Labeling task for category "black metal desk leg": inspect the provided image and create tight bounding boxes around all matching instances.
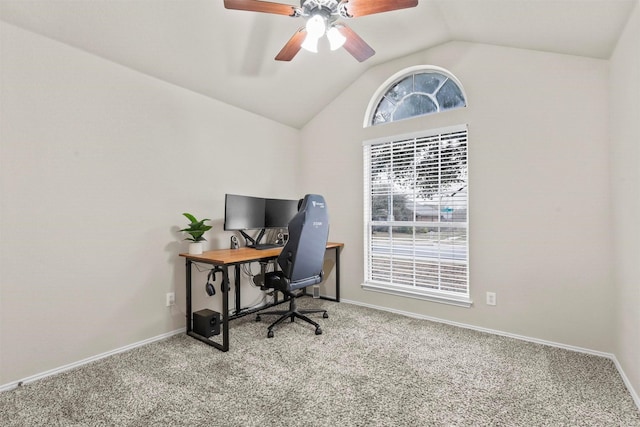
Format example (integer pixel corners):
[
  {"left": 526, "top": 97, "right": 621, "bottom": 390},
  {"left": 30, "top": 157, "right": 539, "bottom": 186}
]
[
  {"left": 334, "top": 247, "right": 340, "bottom": 302},
  {"left": 234, "top": 264, "right": 241, "bottom": 314},
  {"left": 221, "top": 266, "right": 230, "bottom": 352},
  {"left": 185, "top": 259, "right": 193, "bottom": 333}
]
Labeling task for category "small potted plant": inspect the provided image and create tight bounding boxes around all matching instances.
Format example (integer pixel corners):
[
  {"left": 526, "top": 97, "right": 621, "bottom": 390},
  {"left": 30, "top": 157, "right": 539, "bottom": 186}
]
[{"left": 180, "top": 213, "right": 212, "bottom": 255}]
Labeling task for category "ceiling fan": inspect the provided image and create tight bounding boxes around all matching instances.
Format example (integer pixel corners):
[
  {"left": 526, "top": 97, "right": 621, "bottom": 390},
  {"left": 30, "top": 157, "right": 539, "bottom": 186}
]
[{"left": 223, "top": 0, "right": 418, "bottom": 62}]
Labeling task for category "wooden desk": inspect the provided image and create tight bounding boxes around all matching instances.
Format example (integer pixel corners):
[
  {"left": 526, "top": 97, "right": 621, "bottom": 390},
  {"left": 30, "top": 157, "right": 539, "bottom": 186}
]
[{"left": 180, "top": 242, "right": 343, "bottom": 351}]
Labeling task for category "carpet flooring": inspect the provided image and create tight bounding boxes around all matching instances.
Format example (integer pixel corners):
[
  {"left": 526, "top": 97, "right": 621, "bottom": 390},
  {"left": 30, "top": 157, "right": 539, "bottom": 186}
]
[{"left": 1, "top": 299, "right": 639, "bottom": 426}]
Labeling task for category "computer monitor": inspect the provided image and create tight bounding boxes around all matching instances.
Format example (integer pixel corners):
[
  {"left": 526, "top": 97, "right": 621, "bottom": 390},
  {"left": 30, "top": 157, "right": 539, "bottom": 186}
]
[
  {"left": 224, "top": 194, "right": 299, "bottom": 248},
  {"left": 223, "top": 194, "right": 266, "bottom": 231},
  {"left": 265, "top": 198, "right": 299, "bottom": 228}
]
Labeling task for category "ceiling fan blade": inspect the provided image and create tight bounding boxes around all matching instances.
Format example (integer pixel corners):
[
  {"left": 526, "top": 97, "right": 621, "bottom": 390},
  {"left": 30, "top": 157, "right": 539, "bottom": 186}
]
[
  {"left": 275, "top": 28, "right": 307, "bottom": 61},
  {"left": 341, "top": 0, "right": 418, "bottom": 17},
  {"left": 338, "top": 24, "right": 375, "bottom": 62},
  {"left": 224, "top": 0, "right": 297, "bottom": 16}
]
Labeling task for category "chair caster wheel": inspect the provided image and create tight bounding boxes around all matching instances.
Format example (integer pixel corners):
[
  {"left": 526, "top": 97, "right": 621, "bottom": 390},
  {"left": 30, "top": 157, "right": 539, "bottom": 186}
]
[
  {"left": 315, "top": 327, "right": 322, "bottom": 335},
  {"left": 267, "top": 330, "right": 274, "bottom": 338},
  {"left": 255, "top": 315, "right": 261, "bottom": 322},
  {"left": 323, "top": 312, "right": 329, "bottom": 318}
]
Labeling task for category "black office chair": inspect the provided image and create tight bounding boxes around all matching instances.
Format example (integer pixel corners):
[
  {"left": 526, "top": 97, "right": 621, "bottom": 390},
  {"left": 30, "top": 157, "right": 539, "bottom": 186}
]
[{"left": 256, "top": 194, "right": 329, "bottom": 338}]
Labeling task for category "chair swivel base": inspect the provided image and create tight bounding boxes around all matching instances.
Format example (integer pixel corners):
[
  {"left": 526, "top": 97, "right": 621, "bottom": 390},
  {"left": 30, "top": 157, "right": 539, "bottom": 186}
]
[{"left": 256, "top": 298, "right": 328, "bottom": 338}]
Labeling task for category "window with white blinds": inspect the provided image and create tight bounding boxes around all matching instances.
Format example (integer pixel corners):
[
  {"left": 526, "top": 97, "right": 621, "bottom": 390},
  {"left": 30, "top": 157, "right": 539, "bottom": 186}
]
[{"left": 363, "top": 125, "right": 470, "bottom": 306}]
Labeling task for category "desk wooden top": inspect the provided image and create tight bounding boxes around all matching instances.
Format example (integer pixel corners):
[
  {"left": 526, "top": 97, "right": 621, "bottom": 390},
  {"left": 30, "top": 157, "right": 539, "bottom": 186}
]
[{"left": 180, "top": 242, "right": 344, "bottom": 265}]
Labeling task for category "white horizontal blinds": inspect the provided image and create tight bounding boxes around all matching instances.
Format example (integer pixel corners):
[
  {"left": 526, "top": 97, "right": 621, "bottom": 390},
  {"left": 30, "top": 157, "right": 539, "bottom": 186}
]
[
  {"left": 365, "top": 141, "right": 393, "bottom": 284},
  {"left": 364, "top": 125, "right": 468, "bottom": 297}
]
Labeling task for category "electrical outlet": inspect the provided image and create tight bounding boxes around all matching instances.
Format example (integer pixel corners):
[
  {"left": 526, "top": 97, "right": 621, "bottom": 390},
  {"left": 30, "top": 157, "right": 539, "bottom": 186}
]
[
  {"left": 166, "top": 292, "right": 175, "bottom": 307},
  {"left": 486, "top": 292, "right": 497, "bottom": 306}
]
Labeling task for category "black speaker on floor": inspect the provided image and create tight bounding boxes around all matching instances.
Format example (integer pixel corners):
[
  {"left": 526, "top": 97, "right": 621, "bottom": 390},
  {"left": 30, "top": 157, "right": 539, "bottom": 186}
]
[{"left": 193, "top": 309, "right": 221, "bottom": 337}]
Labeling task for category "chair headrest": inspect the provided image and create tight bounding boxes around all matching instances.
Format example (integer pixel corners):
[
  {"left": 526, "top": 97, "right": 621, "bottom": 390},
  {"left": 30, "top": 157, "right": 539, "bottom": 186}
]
[{"left": 299, "top": 194, "right": 326, "bottom": 212}]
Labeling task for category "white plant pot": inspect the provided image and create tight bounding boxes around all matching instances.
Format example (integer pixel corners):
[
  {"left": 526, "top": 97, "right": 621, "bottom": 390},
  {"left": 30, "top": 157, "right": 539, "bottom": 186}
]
[{"left": 188, "top": 242, "right": 203, "bottom": 255}]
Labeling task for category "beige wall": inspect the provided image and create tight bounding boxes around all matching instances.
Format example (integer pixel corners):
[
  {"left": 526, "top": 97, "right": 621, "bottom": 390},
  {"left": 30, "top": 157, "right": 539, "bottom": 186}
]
[
  {"left": 610, "top": 0, "right": 640, "bottom": 402},
  {"left": 0, "top": 23, "right": 300, "bottom": 385},
  {"left": 301, "top": 41, "right": 613, "bottom": 352}
]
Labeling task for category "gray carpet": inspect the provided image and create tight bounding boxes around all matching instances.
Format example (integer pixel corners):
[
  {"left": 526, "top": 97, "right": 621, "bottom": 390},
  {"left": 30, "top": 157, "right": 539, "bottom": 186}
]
[{"left": 1, "top": 299, "right": 639, "bottom": 426}]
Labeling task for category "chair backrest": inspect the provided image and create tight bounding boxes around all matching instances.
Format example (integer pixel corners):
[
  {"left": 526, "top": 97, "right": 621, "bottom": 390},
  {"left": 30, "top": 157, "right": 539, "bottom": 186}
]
[{"left": 277, "top": 194, "right": 329, "bottom": 287}]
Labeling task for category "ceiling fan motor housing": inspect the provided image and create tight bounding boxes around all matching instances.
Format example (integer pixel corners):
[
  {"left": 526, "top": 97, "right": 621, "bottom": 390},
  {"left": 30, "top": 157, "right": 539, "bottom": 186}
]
[{"left": 299, "top": 0, "right": 344, "bottom": 18}]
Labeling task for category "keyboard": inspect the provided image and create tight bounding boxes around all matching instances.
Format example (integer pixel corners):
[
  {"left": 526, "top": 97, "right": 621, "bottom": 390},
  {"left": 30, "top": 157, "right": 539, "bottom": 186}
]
[{"left": 253, "top": 243, "right": 282, "bottom": 250}]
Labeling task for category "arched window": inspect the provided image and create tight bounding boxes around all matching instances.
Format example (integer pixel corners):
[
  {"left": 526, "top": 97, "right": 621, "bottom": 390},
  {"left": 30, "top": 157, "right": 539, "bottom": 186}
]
[
  {"left": 363, "top": 66, "right": 470, "bottom": 307},
  {"left": 366, "top": 66, "right": 467, "bottom": 127}
]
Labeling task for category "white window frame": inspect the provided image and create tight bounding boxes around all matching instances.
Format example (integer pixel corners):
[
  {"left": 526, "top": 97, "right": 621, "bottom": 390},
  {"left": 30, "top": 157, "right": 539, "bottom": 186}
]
[
  {"left": 362, "top": 124, "right": 471, "bottom": 307},
  {"left": 363, "top": 65, "right": 468, "bottom": 128}
]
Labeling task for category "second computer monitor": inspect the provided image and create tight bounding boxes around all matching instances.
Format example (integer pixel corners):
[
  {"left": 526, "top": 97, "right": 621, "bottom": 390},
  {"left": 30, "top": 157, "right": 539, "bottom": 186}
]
[{"left": 265, "top": 198, "right": 299, "bottom": 228}]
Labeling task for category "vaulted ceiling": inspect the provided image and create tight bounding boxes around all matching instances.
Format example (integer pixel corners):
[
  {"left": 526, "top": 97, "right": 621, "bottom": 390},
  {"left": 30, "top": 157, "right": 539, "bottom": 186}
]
[{"left": 1, "top": 0, "right": 636, "bottom": 128}]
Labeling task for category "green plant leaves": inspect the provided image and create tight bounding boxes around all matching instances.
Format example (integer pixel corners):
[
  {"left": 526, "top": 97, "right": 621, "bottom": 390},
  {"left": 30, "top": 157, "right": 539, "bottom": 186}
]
[{"left": 180, "top": 212, "right": 212, "bottom": 242}]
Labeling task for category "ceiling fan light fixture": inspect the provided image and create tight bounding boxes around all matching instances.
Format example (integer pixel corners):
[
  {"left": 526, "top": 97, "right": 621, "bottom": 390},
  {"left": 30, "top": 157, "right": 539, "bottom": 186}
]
[
  {"left": 327, "top": 26, "right": 346, "bottom": 51},
  {"left": 301, "top": 33, "right": 320, "bottom": 53},
  {"left": 305, "top": 13, "right": 326, "bottom": 38}
]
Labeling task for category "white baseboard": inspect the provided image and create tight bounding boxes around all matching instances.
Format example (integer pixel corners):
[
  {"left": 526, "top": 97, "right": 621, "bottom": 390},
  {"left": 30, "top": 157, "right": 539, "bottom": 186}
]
[
  {"left": 0, "top": 328, "right": 185, "bottom": 393},
  {"left": 611, "top": 354, "right": 640, "bottom": 410},
  {"left": 342, "top": 298, "right": 640, "bottom": 411}
]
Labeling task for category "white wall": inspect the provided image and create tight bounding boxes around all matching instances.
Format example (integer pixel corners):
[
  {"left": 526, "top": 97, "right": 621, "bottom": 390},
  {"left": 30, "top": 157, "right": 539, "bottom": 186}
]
[
  {"left": 301, "top": 42, "right": 613, "bottom": 352},
  {"left": 0, "top": 22, "right": 300, "bottom": 385},
  {"left": 610, "top": 0, "right": 640, "bottom": 401}
]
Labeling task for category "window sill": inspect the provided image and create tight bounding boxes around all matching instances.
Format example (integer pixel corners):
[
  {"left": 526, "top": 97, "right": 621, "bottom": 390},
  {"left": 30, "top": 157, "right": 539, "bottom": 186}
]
[{"left": 362, "top": 282, "right": 473, "bottom": 308}]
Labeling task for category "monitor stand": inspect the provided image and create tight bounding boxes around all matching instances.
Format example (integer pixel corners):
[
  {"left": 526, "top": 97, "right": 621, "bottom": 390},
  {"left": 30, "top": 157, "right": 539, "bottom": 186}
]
[{"left": 239, "top": 229, "right": 266, "bottom": 248}]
